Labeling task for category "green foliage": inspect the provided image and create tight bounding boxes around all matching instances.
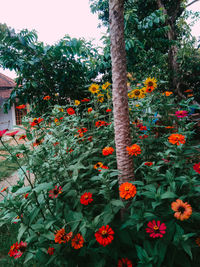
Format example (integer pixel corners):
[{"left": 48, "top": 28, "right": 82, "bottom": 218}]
[{"left": 0, "top": 80, "right": 200, "bottom": 266}]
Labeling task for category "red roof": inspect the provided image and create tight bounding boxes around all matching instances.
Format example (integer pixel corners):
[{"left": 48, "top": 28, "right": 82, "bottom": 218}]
[
  {"left": 0, "top": 73, "right": 15, "bottom": 99},
  {"left": 0, "top": 89, "right": 12, "bottom": 98}
]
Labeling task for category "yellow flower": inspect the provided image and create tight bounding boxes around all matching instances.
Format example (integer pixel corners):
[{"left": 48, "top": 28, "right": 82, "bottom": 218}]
[
  {"left": 97, "top": 94, "right": 104, "bottom": 103},
  {"left": 58, "top": 108, "right": 64, "bottom": 112},
  {"left": 128, "top": 89, "right": 145, "bottom": 99},
  {"left": 89, "top": 83, "right": 99, "bottom": 94},
  {"left": 74, "top": 100, "right": 80, "bottom": 106},
  {"left": 135, "top": 104, "right": 140, "bottom": 107},
  {"left": 102, "top": 82, "right": 111, "bottom": 90},
  {"left": 144, "top": 77, "right": 157, "bottom": 91}
]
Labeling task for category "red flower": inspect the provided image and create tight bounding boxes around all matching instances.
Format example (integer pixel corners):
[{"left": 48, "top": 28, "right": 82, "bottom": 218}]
[
  {"left": 54, "top": 229, "right": 73, "bottom": 244},
  {"left": 88, "top": 107, "right": 93, "bottom": 113},
  {"left": 118, "top": 258, "right": 133, "bottom": 267},
  {"left": 8, "top": 241, "right": 27, "bottom": 259},
  {"left": 144, "top": 162, "right": 153, "bottom": 166},
  {"left": 47, "top": 247, "right": 55, "bottom": 255},
  {"left": 81, "top": 98, "right": 90, "bottom": 102},
  {"left": 102, "top": 147, "right": 114, "bottom": 156},
  {"left": 43, "top": 95, "right": 51, "bottom": 100},
  {"left": 24, "top": 193, "right": 29, "bottom": 199},
  {"left": 139, "top": 125, "right": 147, "bottom": 131},
  {"left": 146, "top": 220, "right": 166, "bottom": 238},
  {"left": 126, "top": 144, "right": 141, "bottom": 156},
  {"left": 6, "top": 131, "right": 19, "bottom": 137},
  {"left": 193, "top": 162, "right": 200, "bottom": 174},
  {"left": 95, "top": 120, "right": 108, "bottom": 127},
  {"left": 98, "top": 165, "right": 109, "bottom": 172},
  {"left": 80, "top": 192, "right": 93, "bottom": 205},
  {"left": 67, "top": 108, "right": 75, "bottom": 115},
  {"left": 77, "top": 128, "right": 88, "bottom": 137},
  {"left": 175, "top": 110, "right": 188, "bottom": 118},
  {"left": 30, "top": 117, "right": 43, "bottom": 127},
  {"left": 71, "top": 233, "right": 84, "bottom": 249},
  {"left": 49, "top": 186, "right": 62, "bottom": 198},
  {"left": 0, "top": 129, "right": 7, "bottom": 138},
  {"left": 95, "top": 225, "right": 114, "bottom": 246},
  {"left": 106, "top": 109, "right": 112, "bottom": 112},
  {"left": 16, "top": 104, "right": 26, "bottom": 109},
  {"left": 19, "top": 134, "right": 26, "bottom": 140},
  {"left": 88, "top": 136, "right": 93, "bottom": 142},
  {"left": 139, "top": 134, "right": 148, "bottom": 139},
  {"left": 1, "top": 186, "right": 8, "bottom": 192}
]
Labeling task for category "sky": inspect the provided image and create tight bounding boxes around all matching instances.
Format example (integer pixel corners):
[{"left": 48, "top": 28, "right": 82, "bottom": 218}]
[{"left": 0, "top": 0, "right": 200, "bottom": 79}]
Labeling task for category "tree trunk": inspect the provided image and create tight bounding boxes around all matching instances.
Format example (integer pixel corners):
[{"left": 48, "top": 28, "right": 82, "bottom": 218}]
[{"left": 109, "top": 0, "right": 134, "bottom": 184}]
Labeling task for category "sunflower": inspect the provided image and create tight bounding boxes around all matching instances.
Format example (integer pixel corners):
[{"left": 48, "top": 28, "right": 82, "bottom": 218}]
[
  {"left": 95, "top": 225, "right": 114, "bottom": 246},
  {"left": 119, "top": 182, "right": 137, "bottom": 200},
  {"left": 144, "top": 77, "right": 157, "bottom": 92},
  {"left": 54, "top": 229, "right": 73, "bottom": 244},
  {"left": 128, "top": 88, "right": 145, "bottom": 99},
  {"left": 171, "top": 199, "right": 192, "bottom": 221},
  {"left": 71, "top": 233, "right": 84, "bottom": 249},
  {"left": 102, "top": 82, "right": 111, "bottom": 90},
  {"left": 168, "top": 134, "right": 186, "bottom": 145},
  {"left": 89, "top": 83, "right": 99, "bottom": 94},
  {"left": 126, "top": 144, "right": 141, "bottom": 156}
]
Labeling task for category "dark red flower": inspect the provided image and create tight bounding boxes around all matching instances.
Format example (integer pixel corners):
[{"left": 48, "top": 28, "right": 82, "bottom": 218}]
[
  {"left": 146, "top": 220, "right": 166, "bottom": 238},
  {"left": 81, "top": 98, "right": 90, "bottom": 102},
  {"left": 49, "top": 186, "right": 62, "bottom": 198},
  {"left": 144, "top": 162, "right": 153, "bottom": 166},
  {"left": 16, "top": 104, "right": 26, "bottom": 109},
  {"left": 30, "top": 117, "right": 43, "bottom": 127},
  {"left": 6, "top": 131, "right": 19, "bottom": 137},
  {"left": 80, "top": 192, "right": 93, "bottom": 205},
  {"left": 47, "top": 247, "right": 55, "bottom": 255},
  {"left": 19, "top": 134, "right": 26, "bottom": 140},
  {"left": 193, "top": 162, "right": 200, "bottom": 174},
  {"left": 95, "top": 225, "right": 114, "bottom": 246},
  {"left": 118, "top": 258, "right": 133, "bottom": 267},
  {"left": 106, "top": 109, "right": 112, "bottom": 112},
  {"left": 8, "top": 241, "right": 27, "bottom": 259},
  {"left": 67, "top": 108, "right": 75, "bottom": 115},
  {"left": 24, "top": 193, "right": 29, "bottom": 199},
  {"left": 0, "top": 129, "right": 7, "bottom": 138}
]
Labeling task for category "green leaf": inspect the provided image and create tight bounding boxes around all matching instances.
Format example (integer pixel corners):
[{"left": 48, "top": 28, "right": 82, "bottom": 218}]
[
  {"left": 182, "top": 242, "right": 193, "bottom": 259},
  {"left": 15, "top": 186, "right": 31, "bottom": 195},
  {"left": 33, "top": 182, "right": 53, "bottom": 193},
  {"left": 110, "top": 199, "right": 124, "bottom": 208},
  {"left": 17, "top": 223, "right": 28, "bottom": 242},
  {"left": 161, "top": 191, "right": 177, "bottom": 199}
]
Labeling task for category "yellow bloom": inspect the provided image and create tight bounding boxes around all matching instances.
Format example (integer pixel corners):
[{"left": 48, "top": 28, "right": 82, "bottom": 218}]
[
  {"left": 144, "top": 77, "right": 157, "bottom": 91},
  {"left": 128, "top": 89, "right": 145, "bottom": 99},
  {"left": 102, "top": 82, "right": 111, "bottom": 90},
  {"left": 74, "top": 100, "right": 80, "bottom": 106},
  {"left": 58, "top": 108, "right": 64, "bottom": 112},
  {"left": 89, "top": 83, "right": 99, "bottom": 94},
  {"left": 97, "top": 94, "right": 104, "bottom": 103},
  {"left": 135, "top": 104, "right": 140, "bottom": 107}
]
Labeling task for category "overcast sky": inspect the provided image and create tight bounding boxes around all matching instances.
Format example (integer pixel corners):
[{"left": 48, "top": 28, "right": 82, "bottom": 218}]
[{"left": 0, "top": 0, "right": 199, "bottom": 79}]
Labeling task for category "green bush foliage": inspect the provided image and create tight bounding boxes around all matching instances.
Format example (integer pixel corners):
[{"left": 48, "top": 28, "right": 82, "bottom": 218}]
[{"left": 0, "top": 79, "right": 200, "bottom": 266}]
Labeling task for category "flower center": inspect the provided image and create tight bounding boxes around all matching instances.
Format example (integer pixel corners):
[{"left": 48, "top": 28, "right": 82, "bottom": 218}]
[
  {"left": 178, "top": 206, "right": 185, "bottom": 213},
  {"left": 84, "top": 195, "right": 88, "bottom": 199},
  {"left": 33, "top": 119, "right": 38, "bottom": 123},
  {"left": 125, "top": 187, "right": 129, "bottom": 191},
  {"left": 101, "top": 230, "right": 107, "bottom": 236},
  {"left": 53, "top": 190, "right": 59, "bottom": 194},
  {"left": 148, "top": 82, "right": 153, "bottom": 86},
  {"left": 135, "top": 90, "right": 140, "bottom": 96},
  {"left": 153, "top": 225, "right": 159, "bottom": 230}
]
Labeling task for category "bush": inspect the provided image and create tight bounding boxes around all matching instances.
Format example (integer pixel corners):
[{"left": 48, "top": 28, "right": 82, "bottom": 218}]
[{"left": 0, "top": 80, "right": 200, "bottom": 266}]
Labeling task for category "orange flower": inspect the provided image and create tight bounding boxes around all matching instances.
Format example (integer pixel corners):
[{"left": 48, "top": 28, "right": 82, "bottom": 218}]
[
  {"left": 54, "top": 229, "right": 72, "bottom": 244},
  {"left": 119, "top": 182, "right": 137, "bottom": 200},
  {"left": 195, "top": 237, "right": 200, "bottom": 247},
  {"left": 171, "top": 199, "right": 192, "bottom": 221},
  {"left": 88, "top": 107, "right": 93, "bottom": 113},
  {"left": 1, "top": 186, "right": 8, "bottom": 192},
  {"left": 71, "top": 233, "right": 84, "bottom": 249},
  {"left": 30, "top": 117, "right": 43, "bottom": 127},
  {"left": 126, "top": 144, "right": 141, "bottom": 156},
  {"left": 163, "top": 91, "right": 173, "bottom": 96},
  {"left": 95, "top": 225, "right": 114, "bottom": 246},
  {"left": 165, "top": 126, "right": 174, "bottom": 129},
  {"left": 16, "top": 104, "right": 26, "bottom": 109},
  {"left": 102, "top": 147, "right": 114, "bottom": 156},
  {"left": 184, "top": 89, "right": 193, "bottom": 93},
  {"left": 168, "top": 134, "right": 185, "bottom": 145},
  {"left": 94, "top": 162, "right": 103, "bottom": 169},
  {"left": 43, "top": 95, "right": 51, "bottom": 100}
]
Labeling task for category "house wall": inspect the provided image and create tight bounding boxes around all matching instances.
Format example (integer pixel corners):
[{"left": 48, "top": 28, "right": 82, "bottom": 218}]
[{"left": 0, "top": 98, "right": 15, "bottom": 130}]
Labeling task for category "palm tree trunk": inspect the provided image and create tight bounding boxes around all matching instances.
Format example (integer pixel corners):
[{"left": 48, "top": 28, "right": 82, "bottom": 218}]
[{"left": 109, "top": 0, "right": 134, "bottom": 184}]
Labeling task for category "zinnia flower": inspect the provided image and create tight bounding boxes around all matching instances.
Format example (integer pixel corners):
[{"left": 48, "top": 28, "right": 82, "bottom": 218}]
[
  {"left": 30, "top": 117, "right": 43, "bottom": 127},
  {"left": 95, "top": 225, "right": 114, "bottom": 246},
  {"left": 47, "top": 247, "right": 55, "bottom": 255},
  {"left": 74, "top": 100, "right": 80, "bottom": 106},
  {"left": 67, "top": 108, "right": 75, "bottom": 115},
  {"left": 54, "top": 229, "right": 73, "bottom": 244},
  {"left": 6, "top": 131, "right": 19, "bottom": 137},
  {"left": 89, "top": 83, "right": 99, "bottom": 94},
  {"left": 94, "top": 162, "right": 103, "bottom": 169},
  {"left": 24, "top": 193, "right": 29, "bottom": 199},
  {"left": 163, "top": 91, "right": 173, "bottom": 96},
  {"left": 118, "top": 258, "right": 133, "bottom": 267},
  {"left": 175, "top": 110, "right": 188, "bottom": 118},
  {"left": 102, "top": 147, "right": 114, "bottom": 156},
  {"left": 126, "top": 144, "right": 141, "bottom": 156},
  {"left": 80, "top": 192, "right": 93, "bottom": 205},
  {"left": 71, "top": 233, "right": 84, "bottom": 249},
  {"left": 1, "top": 186, "right": 8, "bottom": 192},
  {"left": 144, "top": 162, "right": 153, "bottom": 166},
  {"left": 8, "top": 241, "right": 27, "bottom": 259},
  {"left": 195, "top": 237, "right": 200, "bottom": 247},
  {"left": 43, "top": 95, "right": 51, "bottom": 100},
  {"left": 193, "top": 162, "right": 200, "bottom": 174},
  {"left": 81, "top": 98, "right": 90, "bottom": 102},
  {"left": 33, "top": 139, "right": 43, "bottom": 146},
  {"left": 146, "top": 220, "right": 166, "bottom": 238},
  {"left": 119, "top": 182, "right": 137, "bottom": 200},
  {"left": 88, "top": 107, "right": 93, "bottom": 113},
  {"left": 171, "top": 199, "right": 192, "bottom": 221},
  {"left": 168, "top": 134, "right": 186, "bottom": 145},
  {"left": 0, "top": 129, "right": 7, "bottom": 138},
  {"left": 16, "top": 104, "right": 26, "bottom": 109},
  {"left": 106, "top": 108, "right": 112, "bottom": 112},
  {"left": 49, "top": 185, "right": 62, "bottom": 198}
]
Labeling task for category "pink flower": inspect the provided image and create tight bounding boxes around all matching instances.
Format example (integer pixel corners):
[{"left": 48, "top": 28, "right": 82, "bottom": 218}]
[
  {"left": 175, "top": 110, "right": 188, "bottom": 118},
  {"left": 0, "top": 129, "right": 8, "bottom": 138},
  {"left": 146, "top": 220, "right": 166, "bottom": 238},
  {"left": 6, "top": 131, "right": 19, "bottom": 137},
  {"left": 49, "top": 185, "right": 62, "bottom": 198}
]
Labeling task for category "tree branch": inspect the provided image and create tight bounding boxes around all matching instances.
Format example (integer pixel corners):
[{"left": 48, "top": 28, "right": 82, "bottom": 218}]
[{"left": 187, "top": 0, "right": 200, "bottom": 8}]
